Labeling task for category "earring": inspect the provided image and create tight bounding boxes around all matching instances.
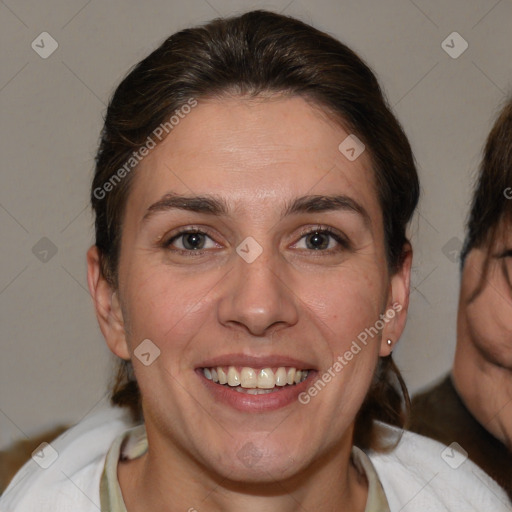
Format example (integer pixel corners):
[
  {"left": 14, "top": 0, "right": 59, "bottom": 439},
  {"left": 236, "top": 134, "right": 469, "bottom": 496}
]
[{"left": 386, "top": 339, "right": 393, "bottom": 346}]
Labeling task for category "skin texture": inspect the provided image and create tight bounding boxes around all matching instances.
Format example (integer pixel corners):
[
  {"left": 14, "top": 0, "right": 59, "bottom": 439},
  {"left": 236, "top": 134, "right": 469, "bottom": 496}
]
[
  {"left": 454, "top": 223, "right": 512, "bottom": 450},
  {"left": 87, "top": 95, "right": 412, "bottom": 512}
]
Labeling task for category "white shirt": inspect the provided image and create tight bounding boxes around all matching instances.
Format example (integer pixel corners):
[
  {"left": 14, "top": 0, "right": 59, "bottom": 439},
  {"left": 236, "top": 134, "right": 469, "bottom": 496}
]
[{"left": 1, "top": 405, "right": 510, "bottom": 511}]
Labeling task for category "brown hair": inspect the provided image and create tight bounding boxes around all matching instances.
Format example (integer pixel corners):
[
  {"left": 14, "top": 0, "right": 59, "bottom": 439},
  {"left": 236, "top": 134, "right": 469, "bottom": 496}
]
[
  {"left": 460, "top": 97, "right": 512, "bottom": 295},
  {"left": 91, "top": 10, "right": 419, "bottom": 450}
]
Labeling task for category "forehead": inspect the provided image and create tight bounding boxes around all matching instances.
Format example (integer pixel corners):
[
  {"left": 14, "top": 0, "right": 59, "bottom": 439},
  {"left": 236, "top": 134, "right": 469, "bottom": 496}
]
[{"left": 130, "top": 95, "right": 381, "bottom": 222}]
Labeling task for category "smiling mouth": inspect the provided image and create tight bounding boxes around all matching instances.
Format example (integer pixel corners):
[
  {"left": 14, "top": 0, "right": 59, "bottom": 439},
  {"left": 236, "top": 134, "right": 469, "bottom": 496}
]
[{"left": 200, "top": 366, "right": 311, "bottom": 394}]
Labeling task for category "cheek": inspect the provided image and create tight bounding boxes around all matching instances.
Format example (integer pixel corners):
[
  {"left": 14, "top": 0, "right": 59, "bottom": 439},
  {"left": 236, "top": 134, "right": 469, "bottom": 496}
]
[
  {"left": 297, "top": 270, "right": 383, "bottom": 431},
  {"left": 467, "top": 289, "right": 512, "bottom": 352},
  {"left": 121, "top": 264, "right": 220, "bottom": 361},
  {"left": 299, "top": 266, "right": 386, "bottom": 345},
  {"left": 300, "top": 267, "right": 385, "bottom": 395}
]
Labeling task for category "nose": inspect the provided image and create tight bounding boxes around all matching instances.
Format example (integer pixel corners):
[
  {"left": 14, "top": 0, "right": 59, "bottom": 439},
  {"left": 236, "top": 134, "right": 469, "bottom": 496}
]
[{"left": 217, "top": 247, "right": 299, "bottom": 337}]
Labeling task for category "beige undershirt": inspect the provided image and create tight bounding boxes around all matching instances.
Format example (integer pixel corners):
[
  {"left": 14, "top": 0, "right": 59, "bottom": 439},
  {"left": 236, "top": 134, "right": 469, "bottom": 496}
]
[{"left": 100, "top": 424, "right": 391, "bottom": 512}]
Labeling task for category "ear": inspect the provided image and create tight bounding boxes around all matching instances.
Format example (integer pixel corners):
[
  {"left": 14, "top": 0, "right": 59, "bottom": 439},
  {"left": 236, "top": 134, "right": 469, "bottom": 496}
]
[
  {"left": 379, "top": 243, "right": 412, "bottom": 356},
  {"left": 86, "top": 245, "right": 130, "bottom": 360}
]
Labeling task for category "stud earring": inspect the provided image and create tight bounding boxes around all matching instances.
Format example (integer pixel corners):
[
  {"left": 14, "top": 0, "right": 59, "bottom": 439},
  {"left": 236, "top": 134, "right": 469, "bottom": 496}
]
[{"left": 386, "top": 339, "right": 393, "bottom": 346}]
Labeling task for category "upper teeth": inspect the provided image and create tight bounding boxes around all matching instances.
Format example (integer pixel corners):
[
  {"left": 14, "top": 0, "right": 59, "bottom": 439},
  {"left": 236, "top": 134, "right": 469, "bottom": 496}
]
[{"left": 203, "top": 366, "right": 309, "bottom": 389}]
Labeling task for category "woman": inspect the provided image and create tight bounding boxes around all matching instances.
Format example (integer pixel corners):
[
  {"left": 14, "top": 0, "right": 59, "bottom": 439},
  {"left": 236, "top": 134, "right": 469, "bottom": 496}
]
[{"left": 1, "top": 10, "right": 508, "bottom": 511}]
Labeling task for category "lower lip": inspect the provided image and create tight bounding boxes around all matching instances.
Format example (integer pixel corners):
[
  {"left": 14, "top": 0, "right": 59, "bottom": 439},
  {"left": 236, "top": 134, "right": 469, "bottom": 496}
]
[{"left": 196, "top": 369, "right": 316, "bottom": 412}]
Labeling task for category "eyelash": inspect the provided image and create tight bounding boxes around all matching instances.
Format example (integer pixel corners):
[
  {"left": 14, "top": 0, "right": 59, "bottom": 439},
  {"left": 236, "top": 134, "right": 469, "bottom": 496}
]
[{"left": 162, "top": 225, "right": 350, "bottom": 256}]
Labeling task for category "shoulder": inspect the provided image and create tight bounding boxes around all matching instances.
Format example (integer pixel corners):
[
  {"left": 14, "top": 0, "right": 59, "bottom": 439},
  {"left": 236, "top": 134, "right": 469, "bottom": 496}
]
[
  {"left": 367, "top": 423, "right": 511, "bottom": 511},
  {"left": 0, "top": 406, "right": 135, "bottom": 512},
  {"left": 410, "top": 374, "right": 453, "bottom": 413},
  {"left": 409, "top": 374, "right": 462, "bottom": 438}
]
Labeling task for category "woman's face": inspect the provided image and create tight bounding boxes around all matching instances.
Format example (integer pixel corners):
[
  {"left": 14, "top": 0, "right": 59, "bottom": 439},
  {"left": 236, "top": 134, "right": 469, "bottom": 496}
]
[
  {"left": 463, "top": 223, "right": 512, "bottom": 368},
  {"left": 89, "top": 95, "right": 410, "bottom": 481}
]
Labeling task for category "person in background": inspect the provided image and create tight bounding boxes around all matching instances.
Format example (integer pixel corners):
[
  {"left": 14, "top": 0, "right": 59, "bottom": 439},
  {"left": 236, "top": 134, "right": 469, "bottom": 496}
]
[{"left": 409, "top": 97, "right": 512, "bottom": 501}]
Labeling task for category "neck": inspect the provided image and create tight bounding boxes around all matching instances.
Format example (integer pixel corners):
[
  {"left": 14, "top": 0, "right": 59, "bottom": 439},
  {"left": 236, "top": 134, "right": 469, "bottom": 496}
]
[
  {"left": 453, "top": 309, "right": 512, "bottom": 450},
  {"left": 118, "top": 424, "right": 368, "bottom": 512}
]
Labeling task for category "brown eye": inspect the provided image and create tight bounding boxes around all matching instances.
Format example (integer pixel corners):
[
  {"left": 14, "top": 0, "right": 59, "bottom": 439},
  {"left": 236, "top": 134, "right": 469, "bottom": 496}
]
[
  {"left": 180, "top": 232, "right": 206, "bottom": 250},
  {"left": 294, "top": 227, "right": 350, "bottom": 253},
  {"left": 305, "top": 231, "right": 331, "bottom": 250},
  {"left": 164, "top": 229, "right": 217, "bottom": 252}
]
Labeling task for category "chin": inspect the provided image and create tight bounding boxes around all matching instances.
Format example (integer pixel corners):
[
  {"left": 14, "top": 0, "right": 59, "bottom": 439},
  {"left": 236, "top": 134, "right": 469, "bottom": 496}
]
[
  {"left": 217, "top": 457, "right": 303, "bottom": 485},
  {"left": 206, "top": 440, "right": 307, "bottom": 483}
]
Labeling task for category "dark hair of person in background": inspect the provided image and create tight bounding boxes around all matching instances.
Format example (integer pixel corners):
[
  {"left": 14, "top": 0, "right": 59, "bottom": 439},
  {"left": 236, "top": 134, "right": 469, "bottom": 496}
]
[
  {"left": 90, "top": 9, "right": 420, "bottom": 450},
  {"left": 460, "top": 97, "right": 512, "bottom": 293}
]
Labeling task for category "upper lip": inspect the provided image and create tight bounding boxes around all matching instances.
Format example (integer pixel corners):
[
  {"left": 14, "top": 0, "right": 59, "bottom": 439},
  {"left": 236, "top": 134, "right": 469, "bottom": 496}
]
[{"left": 197, "top": 353, "right": 316, "bottom": 370}]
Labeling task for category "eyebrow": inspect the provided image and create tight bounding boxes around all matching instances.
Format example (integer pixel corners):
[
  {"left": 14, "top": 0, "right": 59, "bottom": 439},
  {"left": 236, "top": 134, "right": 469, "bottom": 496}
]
[{"left": 142, "top": 192, "right": 371, "bottom": 228}]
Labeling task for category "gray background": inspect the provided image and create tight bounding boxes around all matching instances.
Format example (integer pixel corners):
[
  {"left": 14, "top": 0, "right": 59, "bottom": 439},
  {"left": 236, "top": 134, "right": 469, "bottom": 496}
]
[{"left": 1, "top": 0, "right": 510, "bottom": 449}]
